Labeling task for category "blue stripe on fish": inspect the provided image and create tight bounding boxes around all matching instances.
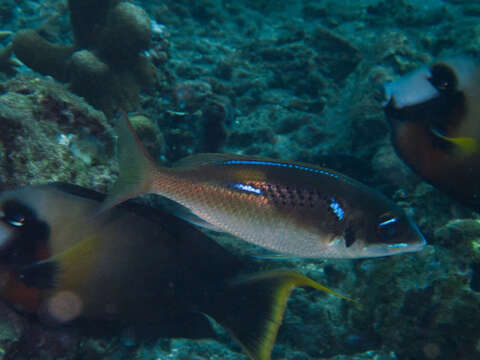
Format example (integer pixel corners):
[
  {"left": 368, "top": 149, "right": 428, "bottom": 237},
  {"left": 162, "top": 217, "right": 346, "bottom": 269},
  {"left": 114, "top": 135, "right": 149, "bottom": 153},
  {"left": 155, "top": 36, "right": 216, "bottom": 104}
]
[
  {"left": 329, "top": 197, "right": 344, "bottom": 220},
  {"left": 387, "top": 243, "right": 409, "bottom": 248},
  {"left": 217, "top": 160, "right": 341, "bottom": 179},
  {"left": 232, "top": 183, "right": 263, "bottom": 195}
]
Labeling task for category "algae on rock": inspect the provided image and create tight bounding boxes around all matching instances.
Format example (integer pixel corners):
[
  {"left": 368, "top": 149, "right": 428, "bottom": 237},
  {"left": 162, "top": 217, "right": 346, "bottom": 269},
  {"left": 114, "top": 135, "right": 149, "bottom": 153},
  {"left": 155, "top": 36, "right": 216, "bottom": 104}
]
[
  {"left": 0, "top": 31, "right": 21, "bottom": 76},
  {"left": 11, "top": 0, "right": 157, "bottom": 115},
  {"left": 0, "top": 74, "right": 114, "bottom": 189}
]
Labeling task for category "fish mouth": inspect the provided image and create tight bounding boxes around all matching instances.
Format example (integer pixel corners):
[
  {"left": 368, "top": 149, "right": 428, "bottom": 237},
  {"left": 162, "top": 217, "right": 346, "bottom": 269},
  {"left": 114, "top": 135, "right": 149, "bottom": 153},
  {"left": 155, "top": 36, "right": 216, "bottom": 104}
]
[
  {"left": 391, "top": 222, "right": 427, "bottom": 254},
  {"left": 366, "top": 229, "right": 427, "bottom": 257},
  {"left": 411, "top": 220, "right": 428, "bottom": 247},
  {"left": 391, "top": 239, "right": 426, "bottom": 254},
  {"left": 365, "top": 241, "right": 425, "bottom": 257}
]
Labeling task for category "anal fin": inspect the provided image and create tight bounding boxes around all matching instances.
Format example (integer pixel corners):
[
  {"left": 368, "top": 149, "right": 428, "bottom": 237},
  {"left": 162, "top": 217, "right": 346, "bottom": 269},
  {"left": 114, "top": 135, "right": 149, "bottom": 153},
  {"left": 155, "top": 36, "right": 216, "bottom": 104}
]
[{"left": 154, "top": 197, "right": 223, "bottom": 232}]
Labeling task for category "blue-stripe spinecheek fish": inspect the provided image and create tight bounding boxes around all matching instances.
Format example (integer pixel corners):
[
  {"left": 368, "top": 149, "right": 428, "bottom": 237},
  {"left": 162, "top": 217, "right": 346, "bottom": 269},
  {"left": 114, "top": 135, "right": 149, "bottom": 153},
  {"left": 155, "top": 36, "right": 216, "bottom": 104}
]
[
  {"left": 383, "top": 56, "right": 480, "bottom": 208},
  {"left": 0, "top": 183, "right": 347, "bottom": 360},
  {"left": 101, "top": 112, "right": 426, "bottom": 258}
]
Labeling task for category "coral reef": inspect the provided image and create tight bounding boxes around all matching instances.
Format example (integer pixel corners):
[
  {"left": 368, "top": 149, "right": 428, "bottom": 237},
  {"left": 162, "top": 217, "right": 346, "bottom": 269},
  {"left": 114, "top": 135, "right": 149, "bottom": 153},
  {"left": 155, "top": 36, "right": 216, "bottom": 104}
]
[
  {"left": 1, "top": 0, "right": 480, "bottom": 359},
  {"left": 129, "top": 113, "right": 165, "bottom": 160},
  {"left": 10, "top": 0, "right": 159, "bottom": 115},
  {"left": 0, "top": 31, "right": 19, "bottom": 76},
  {"left": 0, "top": 74, "right": 114, "bottom": 190}
]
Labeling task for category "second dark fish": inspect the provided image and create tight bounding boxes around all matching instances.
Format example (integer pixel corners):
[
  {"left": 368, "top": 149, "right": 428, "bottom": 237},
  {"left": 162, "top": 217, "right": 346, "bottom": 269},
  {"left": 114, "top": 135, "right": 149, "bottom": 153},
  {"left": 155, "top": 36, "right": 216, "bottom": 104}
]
[
  {"left": 384, "top": 56, "right": 480, "bottom": 208},
  {"left": 0, "top": 183, "right": 344, "bottom": 360}
]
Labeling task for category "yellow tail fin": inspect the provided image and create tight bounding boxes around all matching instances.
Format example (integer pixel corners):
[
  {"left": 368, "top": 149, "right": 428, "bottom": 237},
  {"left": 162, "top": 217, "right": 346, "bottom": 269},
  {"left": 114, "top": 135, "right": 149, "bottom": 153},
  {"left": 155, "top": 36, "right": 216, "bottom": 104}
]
[{"left": 205, "top": 269, "right": 353, "bottom": 360}]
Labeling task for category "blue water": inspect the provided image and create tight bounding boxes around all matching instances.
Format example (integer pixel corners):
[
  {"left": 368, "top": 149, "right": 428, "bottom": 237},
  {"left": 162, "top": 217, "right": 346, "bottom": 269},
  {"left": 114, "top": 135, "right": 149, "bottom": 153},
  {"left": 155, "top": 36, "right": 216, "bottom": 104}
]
[{"left": 0, "top": 1, "right": 479, "bottom": 359}]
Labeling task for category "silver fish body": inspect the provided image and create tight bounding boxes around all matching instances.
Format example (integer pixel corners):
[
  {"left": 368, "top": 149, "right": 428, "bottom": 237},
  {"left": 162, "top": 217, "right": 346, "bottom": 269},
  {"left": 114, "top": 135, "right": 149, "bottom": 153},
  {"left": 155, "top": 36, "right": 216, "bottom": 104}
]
[{"left": 103, "top": 113, "right": 426, "bottom": 259}]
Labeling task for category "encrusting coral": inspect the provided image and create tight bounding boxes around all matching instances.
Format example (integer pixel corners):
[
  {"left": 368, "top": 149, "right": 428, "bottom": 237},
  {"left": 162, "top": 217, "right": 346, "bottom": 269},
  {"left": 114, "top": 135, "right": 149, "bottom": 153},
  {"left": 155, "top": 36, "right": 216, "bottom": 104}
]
[
  {"left": 10, "top": 0, "right": 157, "bottom": 115},
  {"left": 0, "top": 31, "right": 21, "bottom": 75}
]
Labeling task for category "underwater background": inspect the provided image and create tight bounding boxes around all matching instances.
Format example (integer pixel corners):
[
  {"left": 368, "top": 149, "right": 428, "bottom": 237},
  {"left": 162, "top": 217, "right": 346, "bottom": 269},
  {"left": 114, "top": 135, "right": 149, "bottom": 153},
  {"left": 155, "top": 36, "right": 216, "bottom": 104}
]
[{"left": 0, "top": 0, "right": 480, "bottom": 359}]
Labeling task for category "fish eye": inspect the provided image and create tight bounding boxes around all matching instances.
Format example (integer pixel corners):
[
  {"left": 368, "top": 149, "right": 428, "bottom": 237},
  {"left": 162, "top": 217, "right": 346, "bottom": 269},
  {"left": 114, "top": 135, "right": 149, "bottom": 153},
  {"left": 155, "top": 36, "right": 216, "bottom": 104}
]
[
  {"left": 428, "top": 63, "right": 457, "bottom": 94},
  {"left": 376, "top": 213, "right": 399, "bottom": 243},
  {"left": 6, "top": 214, "right": 25, "bottom": 227},
  {"left": 0, "top": 201, "right": 32, "bottom": 227}
]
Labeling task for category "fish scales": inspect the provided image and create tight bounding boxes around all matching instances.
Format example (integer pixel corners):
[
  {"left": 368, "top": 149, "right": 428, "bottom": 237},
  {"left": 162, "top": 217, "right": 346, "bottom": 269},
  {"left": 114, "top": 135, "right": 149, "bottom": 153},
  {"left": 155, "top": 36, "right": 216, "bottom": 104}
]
[
  {"left": 102, "top": 112, "right": 426, "bottom": 259},
  {"left": 157, "top": 162, "right": 358, "bottom": 257}
]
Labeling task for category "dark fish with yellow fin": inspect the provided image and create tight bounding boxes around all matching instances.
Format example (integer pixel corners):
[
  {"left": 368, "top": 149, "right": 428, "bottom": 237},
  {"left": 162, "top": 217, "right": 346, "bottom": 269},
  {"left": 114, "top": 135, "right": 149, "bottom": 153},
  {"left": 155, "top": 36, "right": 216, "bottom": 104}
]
[
  {"left": 0, "top": 183, "right": 346, "bottom": 360},
  {"left": 102, "top": 112, "right": 425, "bottom": 258},
  {"left": 383, "top": 56, "right": 480, "bottom": 207}
]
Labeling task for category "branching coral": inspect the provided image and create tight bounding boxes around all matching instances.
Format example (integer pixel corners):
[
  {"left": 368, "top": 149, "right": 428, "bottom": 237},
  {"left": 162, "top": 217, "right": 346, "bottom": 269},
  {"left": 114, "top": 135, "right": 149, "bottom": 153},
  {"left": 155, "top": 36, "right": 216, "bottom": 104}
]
[{"left": 10, "top": 0, "right": 157, "bottom": 115}]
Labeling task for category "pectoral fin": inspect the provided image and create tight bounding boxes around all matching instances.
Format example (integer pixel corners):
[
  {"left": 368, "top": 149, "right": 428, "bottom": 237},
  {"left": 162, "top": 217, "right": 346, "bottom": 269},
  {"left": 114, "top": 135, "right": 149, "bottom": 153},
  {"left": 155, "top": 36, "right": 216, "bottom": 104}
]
[
  {"left": 431, "top": 128, "right": 478, "bottom": 156},
  {"left": 19, "top": 235, "right": 100, "bottom": 291},
  {"left": 155, "top": 197, "right": 223, "bottom": 232}
]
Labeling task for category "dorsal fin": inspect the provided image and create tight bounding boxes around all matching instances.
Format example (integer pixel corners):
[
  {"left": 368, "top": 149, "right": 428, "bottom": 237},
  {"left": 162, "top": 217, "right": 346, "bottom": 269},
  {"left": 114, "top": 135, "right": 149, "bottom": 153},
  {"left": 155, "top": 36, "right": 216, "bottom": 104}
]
[
  {"left": 173, "top": 153, "right": 253, "bottom": 168},
  {"left": 173, "top": 153, "right": 356, "bottom": 185}
]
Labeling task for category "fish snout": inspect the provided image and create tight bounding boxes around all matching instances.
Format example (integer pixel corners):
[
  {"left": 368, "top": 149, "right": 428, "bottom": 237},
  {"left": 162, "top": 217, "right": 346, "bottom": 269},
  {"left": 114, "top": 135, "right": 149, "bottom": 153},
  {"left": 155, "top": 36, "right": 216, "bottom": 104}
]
[
  {"left": 361, "top": 213, "right": 427, "bottom": 258},
  {"left": 383, "top": 222, "right": 427, "bottom": 256},
  {"left": 364, "top": 238, "right": 425, "bottom": 257}
]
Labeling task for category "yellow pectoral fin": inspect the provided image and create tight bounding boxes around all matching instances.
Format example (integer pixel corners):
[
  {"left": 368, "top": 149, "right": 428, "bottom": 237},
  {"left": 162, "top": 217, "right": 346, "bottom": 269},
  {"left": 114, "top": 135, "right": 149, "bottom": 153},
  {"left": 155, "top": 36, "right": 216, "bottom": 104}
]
[
  {"left": 41, "top": 235, "right": 100, "bottom": 290},
  {"left": 431, "top": 129, "right": 478, "bottom": 156},
  {"left": 17, "top": 235, "right": 100, "bottom": 295}
]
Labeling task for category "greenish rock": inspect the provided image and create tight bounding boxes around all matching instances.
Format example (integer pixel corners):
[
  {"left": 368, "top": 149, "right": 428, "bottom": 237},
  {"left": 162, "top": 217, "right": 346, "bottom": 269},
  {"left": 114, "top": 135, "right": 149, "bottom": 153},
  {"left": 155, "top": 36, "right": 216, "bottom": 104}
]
[
  {"left": 463, "top": 5, "right": 480, "bottom": 16},
  {"left": 307, "top": 26, "right": 362, "bottom": 81},
  {"left": 435, "top": 219, "right": 480, "bottom": 261},
  {"left": 0, "top": 31, "right": 12, "bottom": 42},
  {"left": 371, "top": 143, "right": 419, "bottom": 193},
  {"left": 0, "top": 0, "right": 15, "bottom": 24},
  {"left": 68, "top": 0, "right": 119, "bottom": 48},
  {"left": 129, "top": 114, "right": 165, "bottom": 159},
  {"left": 322, "top": 350, "right": 397, "bottom": 360},
  {"left": 3, "top": 1, "right": 480, "bottom": 359},
  {"left": 0, "top": 321, "right": 15, "bottom": 342},
  {"left": 0, "top": 74, "right": 114, "bottom": 188},
  {"left": 0, "top": 43, "right": 20, "bottom": 76},
  {"left": 10, "top": 1, "right": 157, "bottom": 116},
  {"left": 99, "top": 2, "right": 152, "bottom": 62},
  {"left": 12, "top": 29, "right": 74, "bottom": 81}
]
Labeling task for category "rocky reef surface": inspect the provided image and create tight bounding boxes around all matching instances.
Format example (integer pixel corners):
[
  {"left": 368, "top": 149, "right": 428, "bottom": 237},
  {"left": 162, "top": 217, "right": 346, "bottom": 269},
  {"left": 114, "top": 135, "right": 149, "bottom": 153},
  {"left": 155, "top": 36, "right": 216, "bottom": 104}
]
[{"left": 0, "top": 0, "right": 480, "bottom": 359}]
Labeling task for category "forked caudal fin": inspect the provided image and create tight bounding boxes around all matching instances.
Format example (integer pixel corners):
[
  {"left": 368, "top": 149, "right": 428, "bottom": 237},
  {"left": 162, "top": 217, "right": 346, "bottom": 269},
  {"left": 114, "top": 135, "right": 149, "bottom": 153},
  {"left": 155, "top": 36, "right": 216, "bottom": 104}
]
[
  {"left": 99, "top": 110, "right": 159, "bottom": 213},
  {"left": 205, "top": 270, "right": 353, "bottom": 360}
]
